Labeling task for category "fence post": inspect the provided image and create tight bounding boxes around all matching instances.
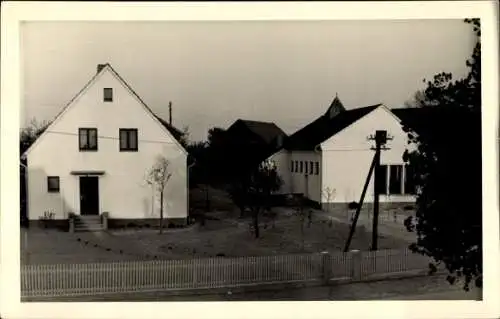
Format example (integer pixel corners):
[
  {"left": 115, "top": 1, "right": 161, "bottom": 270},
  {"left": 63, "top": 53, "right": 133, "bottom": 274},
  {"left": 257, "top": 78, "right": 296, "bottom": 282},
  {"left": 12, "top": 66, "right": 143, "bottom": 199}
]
[
  {"left": 320, "top": 251, "right": 330, "bottom": 285},
  {"left": 350, "top": 250, "right": 362, "bottom": 281}
]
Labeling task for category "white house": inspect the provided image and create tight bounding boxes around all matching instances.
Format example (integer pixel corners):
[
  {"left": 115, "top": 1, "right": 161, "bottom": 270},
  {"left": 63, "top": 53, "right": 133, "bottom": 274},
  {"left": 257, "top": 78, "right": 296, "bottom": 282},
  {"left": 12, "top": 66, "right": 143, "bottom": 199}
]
[
  {"left": 22, "top": 63, "right": 189, "bottom": 229},
  {"left": 268, "top": 96, "right": 418, "bottom": 211}
]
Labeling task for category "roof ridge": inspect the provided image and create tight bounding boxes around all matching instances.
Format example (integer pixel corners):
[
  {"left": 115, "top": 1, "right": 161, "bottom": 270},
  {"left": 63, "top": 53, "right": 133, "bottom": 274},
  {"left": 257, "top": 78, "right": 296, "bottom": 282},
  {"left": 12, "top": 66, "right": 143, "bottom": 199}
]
[
  {"left": 22, "top": 63, "right": 187, "bottom": 159},
  {"left": 239, "top": 118, "right": 279, "bottom": 125},
  {"left": 285, "top": 103, "right": 381, "bottom": 151}
]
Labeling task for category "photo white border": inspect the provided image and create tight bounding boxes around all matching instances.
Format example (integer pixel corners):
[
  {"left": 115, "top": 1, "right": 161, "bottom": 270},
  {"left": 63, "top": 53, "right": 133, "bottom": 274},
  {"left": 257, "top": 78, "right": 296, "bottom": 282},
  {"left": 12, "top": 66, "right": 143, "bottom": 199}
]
[{"left": 1, "top": 1, "right": 499, "bottom": 319}]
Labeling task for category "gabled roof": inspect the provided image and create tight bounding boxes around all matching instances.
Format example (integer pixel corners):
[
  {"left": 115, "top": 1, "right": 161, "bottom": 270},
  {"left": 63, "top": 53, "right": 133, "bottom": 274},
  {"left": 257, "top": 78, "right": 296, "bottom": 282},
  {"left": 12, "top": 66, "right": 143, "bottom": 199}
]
[
  {"left": 154, "top": 115, "right": 185, "bottom": 142},
  {"left": 100, "top": 63, "right": 186, "bottom": 144},
  {"left": 285, "top": 103, "right": 381, "bottom": 151},
  {"left": 227, "top": 119, "right": 287, "bottom": 146},
  {"left": 21, "top": 63, "right": 187, "bottom": 159}
]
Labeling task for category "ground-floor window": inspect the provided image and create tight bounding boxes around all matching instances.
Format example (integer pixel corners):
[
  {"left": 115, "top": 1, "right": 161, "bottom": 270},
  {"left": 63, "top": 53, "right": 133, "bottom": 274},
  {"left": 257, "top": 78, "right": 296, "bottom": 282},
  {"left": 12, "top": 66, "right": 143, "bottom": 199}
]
[
  {"left": 377, "top": 164, "right": 415, "bottom": 195},
  {"left": 290, "top": 159, "right": 320, "bottom": 176},
  {"left": 47, "top": 176, "right": 60, "bottom": 193}
]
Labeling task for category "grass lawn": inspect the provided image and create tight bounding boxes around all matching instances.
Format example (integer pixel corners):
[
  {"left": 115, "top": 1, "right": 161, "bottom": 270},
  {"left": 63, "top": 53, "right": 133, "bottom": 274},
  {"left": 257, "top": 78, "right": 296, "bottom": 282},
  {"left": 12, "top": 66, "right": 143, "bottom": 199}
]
[
  {"left": 21, "top": 215, "right": 409, "bottom": 265},
  {"left": 21, "top": 186, "right": 412, "bottom": 265}
]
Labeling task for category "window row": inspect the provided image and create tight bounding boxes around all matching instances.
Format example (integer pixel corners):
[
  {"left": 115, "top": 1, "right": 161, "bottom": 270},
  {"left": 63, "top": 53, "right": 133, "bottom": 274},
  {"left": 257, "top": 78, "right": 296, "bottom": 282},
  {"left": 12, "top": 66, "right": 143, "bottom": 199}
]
[
  {"left": 290, "top": 160, "right": 320, "bottom": 175},
  {"left": 79, "top": 128, "right": 138, "bottom": 151},
  {"left": 375, "top": 164, "right": 416, "bottom": 195}
]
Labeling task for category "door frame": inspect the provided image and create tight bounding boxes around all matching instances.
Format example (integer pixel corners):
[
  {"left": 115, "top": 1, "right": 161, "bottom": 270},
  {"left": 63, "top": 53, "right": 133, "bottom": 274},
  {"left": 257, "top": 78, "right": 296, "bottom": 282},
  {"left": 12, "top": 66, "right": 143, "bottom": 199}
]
[{"left": 79, "top": 175, "right": 100, "bottom": 215}]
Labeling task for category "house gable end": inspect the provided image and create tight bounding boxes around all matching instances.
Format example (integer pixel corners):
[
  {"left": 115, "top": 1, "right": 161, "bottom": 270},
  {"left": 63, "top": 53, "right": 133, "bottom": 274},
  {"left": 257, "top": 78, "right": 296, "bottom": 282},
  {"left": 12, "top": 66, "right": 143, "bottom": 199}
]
[
  {"left": 22, "top": 64, "right": 187, "bottom": 160},
  {"left": 21, "top": 69, "right": 106, "bottom": 159},
  {"left": 320, "top": 104, "right": 412, "bottom": 152}
]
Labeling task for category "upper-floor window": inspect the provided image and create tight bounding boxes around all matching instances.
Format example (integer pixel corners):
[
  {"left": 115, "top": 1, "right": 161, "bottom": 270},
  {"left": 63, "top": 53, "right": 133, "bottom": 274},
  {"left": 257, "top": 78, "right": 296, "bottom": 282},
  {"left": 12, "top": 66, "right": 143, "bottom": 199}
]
[
  {"left": 309, "top": 161, "right": 314, "bottom": 175},
  {"left": 300, "top": 161, "right": 303, "bottom": 173},
  {"left": 120, "top": 129, "right": 138, "bottom": 151},
  {"left": 315, "top": 162, "right": 319, "bottom": 175},
  {"left": 79, "top": 128, "right": 98, "bottom": 151},
  {"left": 290, "top": 160, "right": 294, "bottom": 172},
  {"left": 103, "top": 88, "right": 113, "bottom": 102}
]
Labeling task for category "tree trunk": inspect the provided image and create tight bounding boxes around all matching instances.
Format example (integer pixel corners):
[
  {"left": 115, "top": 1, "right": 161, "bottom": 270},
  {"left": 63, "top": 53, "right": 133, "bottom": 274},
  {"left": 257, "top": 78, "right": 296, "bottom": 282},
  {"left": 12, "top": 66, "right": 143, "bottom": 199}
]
[
  {"left": 205, "top": 186, "right": 210, "bottom": 212},
  {"left": 301, "top": 217, "right": 304, "bottom": 250},
  {"left": 159, "top": 190, "right": 164, "bottom": 234},
  {"left": 253, "top": 209, "right": 260, "bottom": 238},
  {"left": 239, "top": 205, "right": 245, "bottom": 218}
]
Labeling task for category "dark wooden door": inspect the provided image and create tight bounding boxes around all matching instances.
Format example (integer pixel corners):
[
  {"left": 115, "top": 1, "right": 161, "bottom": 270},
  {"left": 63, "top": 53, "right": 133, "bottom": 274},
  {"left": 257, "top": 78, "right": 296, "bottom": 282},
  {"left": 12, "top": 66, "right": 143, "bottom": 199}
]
[{"left": 80, "top": 176, "right": 99, "bottom": 215}]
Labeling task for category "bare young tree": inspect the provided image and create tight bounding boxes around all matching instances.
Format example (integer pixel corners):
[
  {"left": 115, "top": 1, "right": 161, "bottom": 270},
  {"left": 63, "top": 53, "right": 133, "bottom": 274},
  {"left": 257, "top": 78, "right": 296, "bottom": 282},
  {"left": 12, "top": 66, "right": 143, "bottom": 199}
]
[
  {"left": 321, "top": 187, "right": 336, "bottom": 212},
  {"left": 146, "top": 155, "right": 172, "bottom": 234},
  {"left": 320, "top": 187, "right": 336, "bottom": 238}
]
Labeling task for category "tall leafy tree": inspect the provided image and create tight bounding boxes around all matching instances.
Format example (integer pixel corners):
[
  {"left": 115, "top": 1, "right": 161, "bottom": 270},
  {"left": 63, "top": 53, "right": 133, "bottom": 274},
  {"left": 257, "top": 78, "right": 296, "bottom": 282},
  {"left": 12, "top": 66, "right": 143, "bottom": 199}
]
[
  {"left": 403, "top": 19, "right": 482, "bottom": 291},
  {"left": 229, "top": 160, "right": 282, "bottom": 238},
  {"left": 20, "top": 118, "right": 50, "bottom": 155}
]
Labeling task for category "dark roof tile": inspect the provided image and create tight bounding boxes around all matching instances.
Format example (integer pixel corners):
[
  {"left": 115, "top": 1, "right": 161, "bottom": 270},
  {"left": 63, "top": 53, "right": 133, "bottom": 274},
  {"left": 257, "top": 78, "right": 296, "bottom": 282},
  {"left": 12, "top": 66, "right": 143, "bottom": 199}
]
[
  {"left": 391, "top": 106, "right": 481, "bottom": 139},
  {"left": 231, "top": 119, "right": 287, "bottom": 146},
  {"left": 285, "top": 104, "right": 381, "bottom": 151},
  {"left": 154, "top": 115, "right": 185, "bottom": 142}
]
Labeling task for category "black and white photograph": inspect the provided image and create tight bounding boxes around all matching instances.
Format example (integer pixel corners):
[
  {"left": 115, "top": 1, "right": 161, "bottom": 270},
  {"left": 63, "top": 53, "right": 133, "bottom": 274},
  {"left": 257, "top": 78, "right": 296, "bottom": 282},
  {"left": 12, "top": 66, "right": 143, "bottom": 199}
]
[{"left": 1, "top": 2, "right": 499, "bottom": 319}]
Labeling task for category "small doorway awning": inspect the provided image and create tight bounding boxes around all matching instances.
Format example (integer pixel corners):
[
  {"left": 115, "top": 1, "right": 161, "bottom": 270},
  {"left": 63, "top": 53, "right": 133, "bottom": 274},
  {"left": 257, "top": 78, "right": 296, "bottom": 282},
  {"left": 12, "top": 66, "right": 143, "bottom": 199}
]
[{"left": 70, "top": 170, "right": 106, "bottom": 176}]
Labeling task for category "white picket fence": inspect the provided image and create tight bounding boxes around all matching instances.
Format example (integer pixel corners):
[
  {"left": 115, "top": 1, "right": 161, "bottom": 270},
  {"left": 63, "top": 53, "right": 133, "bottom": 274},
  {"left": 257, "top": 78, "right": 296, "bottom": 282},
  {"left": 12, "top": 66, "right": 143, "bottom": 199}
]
[{"left": 21, "top": 248, "right": 433, "bottom": 298}]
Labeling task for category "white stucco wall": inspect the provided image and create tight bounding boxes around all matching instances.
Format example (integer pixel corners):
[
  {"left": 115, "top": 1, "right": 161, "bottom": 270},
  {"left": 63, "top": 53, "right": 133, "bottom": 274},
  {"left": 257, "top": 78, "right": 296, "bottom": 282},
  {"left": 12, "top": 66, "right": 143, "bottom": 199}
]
[
  {"left": 26, "top": 68, "right": 187, "bottom": 220},
  {"left": 320, "top": 105, "right": 416, "bottom": 204},
  {"left": 289, "top": 151, "right": 322, "bottom": 203},
  {"left": 267, "top": 150, "right": 322, "bottom": 202}
]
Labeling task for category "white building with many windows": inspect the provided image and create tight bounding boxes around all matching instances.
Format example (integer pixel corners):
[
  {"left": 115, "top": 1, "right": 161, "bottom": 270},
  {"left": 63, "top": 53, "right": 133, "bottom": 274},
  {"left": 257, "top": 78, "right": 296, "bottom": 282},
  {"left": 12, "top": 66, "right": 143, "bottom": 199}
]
[{"left": 268, "top": 97, "right": 418, "bottom": 210}]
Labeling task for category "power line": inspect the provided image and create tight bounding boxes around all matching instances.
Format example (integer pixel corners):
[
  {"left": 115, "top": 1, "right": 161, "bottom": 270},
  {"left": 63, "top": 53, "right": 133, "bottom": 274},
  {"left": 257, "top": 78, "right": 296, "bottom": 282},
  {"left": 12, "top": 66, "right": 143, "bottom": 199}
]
[
  {"left": 45, "top": 130, "right": 178, "bottom": 145},
  {"left": 293, "top": 146, "right": 409, "bottom": 152}
]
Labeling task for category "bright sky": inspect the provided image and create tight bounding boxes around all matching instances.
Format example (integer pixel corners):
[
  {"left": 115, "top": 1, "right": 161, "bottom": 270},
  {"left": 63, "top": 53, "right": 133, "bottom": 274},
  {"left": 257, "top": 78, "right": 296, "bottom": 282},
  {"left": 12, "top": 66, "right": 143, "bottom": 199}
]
[{"left": 21, "top": 20, "right": 476, "bottom": 142}]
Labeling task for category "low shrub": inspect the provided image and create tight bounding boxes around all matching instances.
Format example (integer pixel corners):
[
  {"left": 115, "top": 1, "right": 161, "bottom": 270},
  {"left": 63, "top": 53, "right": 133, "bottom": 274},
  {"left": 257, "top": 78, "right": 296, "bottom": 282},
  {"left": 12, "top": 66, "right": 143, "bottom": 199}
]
[{"left": 348, "top": 201, "right": 359, "bottom": 210}]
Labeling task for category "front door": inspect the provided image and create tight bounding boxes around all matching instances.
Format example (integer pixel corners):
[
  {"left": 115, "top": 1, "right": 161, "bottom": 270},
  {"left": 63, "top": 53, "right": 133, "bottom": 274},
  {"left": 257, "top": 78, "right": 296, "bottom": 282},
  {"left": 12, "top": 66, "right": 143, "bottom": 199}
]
[{"left": 80, "top": 176, "right": 99, "bottom": 215}]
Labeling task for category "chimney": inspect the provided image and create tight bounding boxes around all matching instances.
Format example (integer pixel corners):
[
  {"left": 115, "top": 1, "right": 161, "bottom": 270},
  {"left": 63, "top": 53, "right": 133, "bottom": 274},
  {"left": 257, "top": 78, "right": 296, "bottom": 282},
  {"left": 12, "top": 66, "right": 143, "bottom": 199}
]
[
  {"left": 168, "top": 101, "right": 172, "bottom": 125},
  {"left": 97, "top": 64, "right": 107, "bottom": 73}
]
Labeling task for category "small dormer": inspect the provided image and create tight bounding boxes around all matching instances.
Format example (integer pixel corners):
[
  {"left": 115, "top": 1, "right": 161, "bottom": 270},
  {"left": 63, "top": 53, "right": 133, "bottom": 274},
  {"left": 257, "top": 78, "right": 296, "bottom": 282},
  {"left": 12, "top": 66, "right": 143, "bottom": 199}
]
[{"left": 325, "top": 94, "right": 346, "bottom": 119}]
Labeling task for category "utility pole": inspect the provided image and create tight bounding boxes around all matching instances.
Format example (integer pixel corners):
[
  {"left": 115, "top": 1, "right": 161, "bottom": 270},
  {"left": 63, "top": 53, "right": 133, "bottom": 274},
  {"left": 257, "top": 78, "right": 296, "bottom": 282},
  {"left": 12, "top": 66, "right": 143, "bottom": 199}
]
[
  {"left": 343, "top": 154, "right": 377, "bottom": 252},
  {"left": 369, "top": 130, "right": 391, "bottom": 251},
  {"left": 343, "top": 130, "right": 392, "bottom": 253}
]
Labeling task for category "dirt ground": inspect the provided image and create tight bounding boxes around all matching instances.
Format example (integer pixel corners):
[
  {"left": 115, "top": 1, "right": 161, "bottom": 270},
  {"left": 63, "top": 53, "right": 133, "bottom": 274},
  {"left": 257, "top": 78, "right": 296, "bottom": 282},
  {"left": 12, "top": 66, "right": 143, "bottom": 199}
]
[
  {"left": 21, "top": 214, "right": 409, "bottom": 265},
  {"left": 21, "top": 186, "right": 413, "bottom": 265}
]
